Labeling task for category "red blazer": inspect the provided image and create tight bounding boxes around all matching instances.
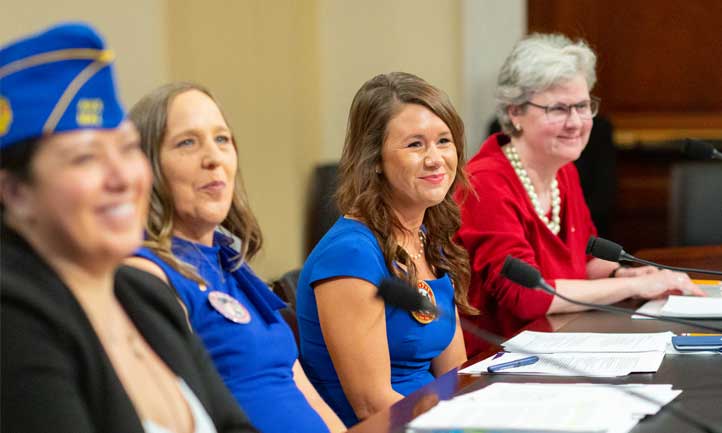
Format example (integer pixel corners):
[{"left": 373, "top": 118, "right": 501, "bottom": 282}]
[{"left": 455, "top": 133, "right": 597, "bottom": 357}]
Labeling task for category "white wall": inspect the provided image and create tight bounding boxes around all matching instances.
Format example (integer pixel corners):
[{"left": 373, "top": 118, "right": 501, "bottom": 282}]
[
  {"left": 317, "top": 0, "right": 462, "bottom": 163},
  {"left": 460, "top": 0, "right": 526, "bottom": 156},
  {"left": 0, "top": 0, "right": 170, "bottom": 110}
]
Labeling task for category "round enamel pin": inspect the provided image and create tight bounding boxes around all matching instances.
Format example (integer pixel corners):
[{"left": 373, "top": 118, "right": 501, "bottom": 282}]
[
  {"left": 208, "top": 291, "right": 251, "bottom": 324},
  {"left": 411, "top": 280, "right": 437, "bottom": 324}
]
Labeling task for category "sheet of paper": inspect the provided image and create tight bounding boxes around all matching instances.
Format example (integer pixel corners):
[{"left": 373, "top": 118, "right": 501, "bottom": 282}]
[
  {"left": 660, "top": 295, "right": 722, "bottom": 318},
  {"left": 407, "top": 383, "right": 681, "bottom": 433},
  {"left": 632, "top": 299, "right": 666, "bottom": 320},
  {"left": 460, "top": 351, "right": 665, "bottom": 377},
  {"left": 634, "top": 284, "right": 722, "bottom": 319},
  {"left": 502, "top": 331, "right": 671, "bottom": 353}
]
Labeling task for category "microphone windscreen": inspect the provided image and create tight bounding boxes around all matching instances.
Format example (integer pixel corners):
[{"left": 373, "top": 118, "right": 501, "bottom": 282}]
[
  {"left": 682, "top": 138, "right": 715, "bottom": 160},
  {"left": 377, "top": 277, "right": 436, "bottom": 313},
  {"left": 586, "top": 236, "right": 624, "bottom": 262},
  {"left": 501, "top": 256, "right": 542, "bottom": 288}
]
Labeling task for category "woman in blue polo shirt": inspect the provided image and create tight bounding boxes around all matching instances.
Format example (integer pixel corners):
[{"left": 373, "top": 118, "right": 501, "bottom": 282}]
[
  {"left": 296, "top": 72, "right": 478, "bottom": 427},
  {"left": 125, "top": 82, "right": 344, "bottom": 433}
]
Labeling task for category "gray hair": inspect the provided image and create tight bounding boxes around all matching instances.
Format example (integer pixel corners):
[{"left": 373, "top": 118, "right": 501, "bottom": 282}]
[{"left": 496, "top": 33, "right": 597, "bottom": 135}]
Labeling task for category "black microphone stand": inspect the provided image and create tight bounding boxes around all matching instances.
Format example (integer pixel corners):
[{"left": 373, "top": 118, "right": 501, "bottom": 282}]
[{"left": 587, "top": 236, "right": 722, "bottom": 277}]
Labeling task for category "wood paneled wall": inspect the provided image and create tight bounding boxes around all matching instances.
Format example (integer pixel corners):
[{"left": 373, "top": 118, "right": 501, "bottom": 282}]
[
  {"left": 528, "top": 0, "right": 722, "bottom": 251},
  {"left": 528, "top": 0, "right": 722, "bottom": 131}
]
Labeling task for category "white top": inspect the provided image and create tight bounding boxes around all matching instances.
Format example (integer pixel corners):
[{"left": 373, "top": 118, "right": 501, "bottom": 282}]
[{"left": 143, "top": 379, "right": 217, "bottom": 433}]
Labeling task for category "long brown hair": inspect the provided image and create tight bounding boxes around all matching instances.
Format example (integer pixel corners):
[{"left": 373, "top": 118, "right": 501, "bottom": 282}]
[
  {"left": 128, "top": 82, "right": 262, "bottom": 284},
  {"left": 336, "top": 72, "right": 477, "bottom": 314}
]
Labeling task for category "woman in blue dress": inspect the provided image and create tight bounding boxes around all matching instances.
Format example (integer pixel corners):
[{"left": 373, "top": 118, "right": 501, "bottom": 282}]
[
  {"left": 296, "top": 72, "right": 478, "bottom": 426},
  {"left": 125, "top": 82, "right": 345, "bottom": 433}
]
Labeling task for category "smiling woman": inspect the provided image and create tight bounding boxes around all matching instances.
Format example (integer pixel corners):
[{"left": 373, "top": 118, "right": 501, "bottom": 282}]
[
  {"left": 3, "top": 122, "right": 149, "bottom": 263},
  {"left": 0, "top": 23, "right": 256, "bottom": 433},
  {"left": 454, "top": 33, "right": 704, "bottom": 357},
  {"left": 125, "top": 82, "right": 345, "bottom": 433},
  {"left": 158, "top": 89, "right": 239, "bottom": 246},
  {"left": 295, "top": 72, "right": 477, "bottom": 427}
]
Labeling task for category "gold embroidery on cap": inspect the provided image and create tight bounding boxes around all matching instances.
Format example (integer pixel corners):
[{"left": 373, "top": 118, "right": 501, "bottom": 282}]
[
  {"left": 41, "top": 50, "right": 114, "bottom": 134},
  {"left": 0, "top": 96, "right": 12, "bottom": 136},
  {"left": 76, "top": 98, "right": 103, "bottom": 126}
]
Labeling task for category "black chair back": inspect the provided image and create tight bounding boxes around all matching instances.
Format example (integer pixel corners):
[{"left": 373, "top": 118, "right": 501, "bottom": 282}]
[
  {"left": 305, "top": 164, "right": 341, "bottom": 257},
  {"left": 271, "top": 269, "right": 301, "bottom": 347},
  {"left": 669, "top": 162, "right": 722, "bottom": 246}
]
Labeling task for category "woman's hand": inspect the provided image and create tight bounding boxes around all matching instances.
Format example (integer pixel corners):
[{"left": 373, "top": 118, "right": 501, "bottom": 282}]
[
  {"left": 613, "top": 265, "right": 657, "bottom": 278},
  {"left": 632, "top": 269, "right": 706, "bottom": 299}
]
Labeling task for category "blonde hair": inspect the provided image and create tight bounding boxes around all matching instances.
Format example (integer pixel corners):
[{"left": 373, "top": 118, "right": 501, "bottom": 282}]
[{"left": 128, "top": 82, "right": 262, "bottom": 284}]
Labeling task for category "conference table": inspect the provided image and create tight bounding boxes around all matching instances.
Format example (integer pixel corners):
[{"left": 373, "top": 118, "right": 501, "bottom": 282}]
[{"left": 347, "top": 245, "right": 722, "bottom": 433}]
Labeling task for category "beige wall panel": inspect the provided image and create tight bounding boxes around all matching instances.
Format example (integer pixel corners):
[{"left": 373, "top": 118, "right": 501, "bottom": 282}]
[
  {"left": 317, "top": 0, "right": 462, "bottom": 162},
  {"left": 168, "top": 0, "right": 321, "bottom": 279},
  {"left": 0, "top": 0, "right": 170, "bottom": 110}
]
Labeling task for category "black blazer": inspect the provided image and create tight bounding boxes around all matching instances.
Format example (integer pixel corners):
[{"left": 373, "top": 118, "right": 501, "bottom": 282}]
[{"left": 1, "top": 226, "right": 258, "bottom": 433}]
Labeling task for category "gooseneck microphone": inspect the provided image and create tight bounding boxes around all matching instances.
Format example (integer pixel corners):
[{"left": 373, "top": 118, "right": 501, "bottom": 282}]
[
  {"left": 682, "top": 138, "right": 722, "bottom": 161},
  {"left": 586, "top": 236, "right": 722, "bottom": 277},
  {"left": 377, "top": 277, "right": 440, "bottom": 316},
  {"left": 500, "top": 256, "right": 722, "bottom": 333},
  {"left": 376, "top": 275, "right": 722, "bottom": 433},
  {"left": 378, "top": 277, "right": 504, "bottom": 346}
]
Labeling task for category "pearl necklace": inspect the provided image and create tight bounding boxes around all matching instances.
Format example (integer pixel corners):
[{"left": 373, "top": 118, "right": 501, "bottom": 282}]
[
  {"left": 502, "top": 143, "right": 561, "bottom": 235},
  {"left": 406, "top": 231, "right": 426, "bottom": 261}
]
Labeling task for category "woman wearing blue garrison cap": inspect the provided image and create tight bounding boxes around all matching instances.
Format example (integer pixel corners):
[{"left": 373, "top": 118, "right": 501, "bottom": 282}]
[
  {"left": 0, "top": 23, "right": 258, "bottom": 433},
  {"left": 125, "top": 82, "right": 346, "bottom": 433}
]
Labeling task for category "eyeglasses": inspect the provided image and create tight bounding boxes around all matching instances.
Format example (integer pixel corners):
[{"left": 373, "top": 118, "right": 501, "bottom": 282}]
[{"left": 525, "top": 96, "right": 600, "bottom": 124}]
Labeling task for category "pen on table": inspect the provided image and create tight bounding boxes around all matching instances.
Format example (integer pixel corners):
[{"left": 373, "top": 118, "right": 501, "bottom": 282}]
[
  {"left": 681, "top": 333, "right": 722, "bottom": 336},
  {"left": 487, "top": 355, "right": 540, "bottom": 373},
  {"left": 492, "top": 351, "right": 506, "bottom": 360},
  {"left": 690, "top": 279, "right": 722, "bottom": 285}
]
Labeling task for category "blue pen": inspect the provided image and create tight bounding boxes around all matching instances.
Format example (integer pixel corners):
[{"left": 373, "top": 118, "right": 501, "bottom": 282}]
[{"left": 487, "top": 355, "right": 540, "bottom": 373}]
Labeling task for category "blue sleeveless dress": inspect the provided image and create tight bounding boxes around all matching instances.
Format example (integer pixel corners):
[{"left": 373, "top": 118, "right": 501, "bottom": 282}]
[
  {"left": 136, "top": 233, "right": 329, "bottom": 433},
  {"left": 296, "top": 217, "right": 457, "bottom": 426}
]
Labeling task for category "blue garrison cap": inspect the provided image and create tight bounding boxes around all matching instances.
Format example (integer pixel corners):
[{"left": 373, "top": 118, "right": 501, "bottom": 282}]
[{"left": 0, "top": 22, "right": 124, "bottom": 149}]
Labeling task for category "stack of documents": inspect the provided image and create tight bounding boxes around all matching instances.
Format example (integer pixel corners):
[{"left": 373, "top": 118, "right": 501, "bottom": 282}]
[
  {"left": 460, "top": 331, "right": 670, "bottom": 377},
  {"left": 660, "top": 295, "right": 722, "bottom": 318},
  {"left": 406, "top": 382, "right": 681, "bottom": 433},
  {"left": 634, "top": 283, "right": 722, "bottom": 319}
]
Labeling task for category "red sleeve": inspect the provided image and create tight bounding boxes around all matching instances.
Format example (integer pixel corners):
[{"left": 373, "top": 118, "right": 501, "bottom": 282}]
[{"left": 456, "top": 171, "right": 553, "bottom": 321}]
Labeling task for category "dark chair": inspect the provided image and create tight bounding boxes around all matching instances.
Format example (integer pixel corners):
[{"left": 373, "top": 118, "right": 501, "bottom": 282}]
[
  {"left": 669, "top": 162, "right": 722, "bottom": 246},
  {"left": 305, "top": 163, "right": 341, "bottom": 257},
  {"left": 271, "top": 269, "right": 301, "bottom": 347}
]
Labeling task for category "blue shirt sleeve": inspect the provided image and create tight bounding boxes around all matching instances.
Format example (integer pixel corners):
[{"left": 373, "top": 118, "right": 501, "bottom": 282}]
[{"left": 305, "top": 226, "right": 390, "bottom": 289}]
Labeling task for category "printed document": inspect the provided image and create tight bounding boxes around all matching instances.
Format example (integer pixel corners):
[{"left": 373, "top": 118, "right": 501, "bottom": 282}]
[{"left": 502, "top": 331, "right": 670, "bottom": 353}]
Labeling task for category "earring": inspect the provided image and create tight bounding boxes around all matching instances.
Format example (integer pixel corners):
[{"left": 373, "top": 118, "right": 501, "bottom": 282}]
[
  {"left": 514, "top": 123, "right": 523, "bottom": 133},
  {"left": 375, "top": 167, "right": 382, "bottom": 174}
]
